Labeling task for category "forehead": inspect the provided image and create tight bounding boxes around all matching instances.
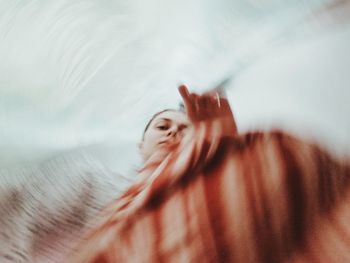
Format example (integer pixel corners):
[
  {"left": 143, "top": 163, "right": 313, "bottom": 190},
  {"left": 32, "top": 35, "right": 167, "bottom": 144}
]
[{"left": 152, "top": 111, "right": 189, "bottom": 125}]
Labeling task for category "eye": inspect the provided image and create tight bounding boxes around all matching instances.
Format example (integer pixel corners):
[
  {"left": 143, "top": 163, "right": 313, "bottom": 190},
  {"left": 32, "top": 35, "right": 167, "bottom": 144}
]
[
  {"left": 157, "top": 125, "right": 168, "bottom": 130},
  {"left": 179, "top": 125, "right": 188, "bottom": 131}
]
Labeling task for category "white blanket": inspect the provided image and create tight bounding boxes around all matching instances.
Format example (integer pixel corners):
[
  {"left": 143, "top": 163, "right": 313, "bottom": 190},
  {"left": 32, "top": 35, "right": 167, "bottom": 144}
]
[{"left": 0, "top": 152, "right": 134, "bottom": 262}]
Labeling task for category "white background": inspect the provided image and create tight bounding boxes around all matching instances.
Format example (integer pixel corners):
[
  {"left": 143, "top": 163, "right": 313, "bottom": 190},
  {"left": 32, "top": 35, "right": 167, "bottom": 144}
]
[{"left": 0, "top": 0, "right": 349, "bottom": 176}]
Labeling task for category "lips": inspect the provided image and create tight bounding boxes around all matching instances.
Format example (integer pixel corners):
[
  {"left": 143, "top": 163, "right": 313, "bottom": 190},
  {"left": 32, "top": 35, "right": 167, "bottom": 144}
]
[
  {"left": 158, "top": 139, "right": 179, "bottom": 146},
  {"left": 158, "top": 140, "right": 170, "bottom": 145}
]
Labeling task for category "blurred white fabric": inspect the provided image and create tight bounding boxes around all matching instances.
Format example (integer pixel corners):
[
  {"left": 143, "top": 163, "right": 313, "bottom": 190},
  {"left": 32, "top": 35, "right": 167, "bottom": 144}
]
[{"left": 1, "top": 0, "right": 349, "bottom": 175}]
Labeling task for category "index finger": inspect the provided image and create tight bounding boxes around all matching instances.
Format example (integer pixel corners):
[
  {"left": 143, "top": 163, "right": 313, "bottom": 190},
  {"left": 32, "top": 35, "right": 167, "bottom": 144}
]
[
  {"left": 178, "top": 84, "right": 190, "bottom": 100},
  {"left": 178, "top": 84, "right": 193, "bottom": 111}
]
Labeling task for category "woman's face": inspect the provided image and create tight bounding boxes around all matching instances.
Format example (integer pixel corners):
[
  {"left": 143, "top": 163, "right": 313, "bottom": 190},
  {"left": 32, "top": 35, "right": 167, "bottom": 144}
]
[{"left": 139, "top": 110, "right": 191, "bottom": 161}]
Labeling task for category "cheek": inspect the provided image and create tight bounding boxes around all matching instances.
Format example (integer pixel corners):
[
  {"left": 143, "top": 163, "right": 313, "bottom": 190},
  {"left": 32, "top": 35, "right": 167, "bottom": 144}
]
[
  {"left": 152, "top": 129, "right": 164, "bottom": 140},
  {"left": 144, "top": 131, "right": 162, "bottom": 148}
]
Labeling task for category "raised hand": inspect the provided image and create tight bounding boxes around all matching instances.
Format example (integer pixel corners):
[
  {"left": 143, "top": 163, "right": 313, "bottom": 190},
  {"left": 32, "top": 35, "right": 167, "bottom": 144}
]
[{"left": 178, "top": 84, "right": 237, "bottom": 136}]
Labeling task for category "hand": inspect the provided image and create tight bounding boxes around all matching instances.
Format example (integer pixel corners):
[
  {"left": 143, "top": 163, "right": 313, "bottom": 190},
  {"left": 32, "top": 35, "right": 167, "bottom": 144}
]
[{"left": 178, "top": 84, "right": 237, "bottom": 136}]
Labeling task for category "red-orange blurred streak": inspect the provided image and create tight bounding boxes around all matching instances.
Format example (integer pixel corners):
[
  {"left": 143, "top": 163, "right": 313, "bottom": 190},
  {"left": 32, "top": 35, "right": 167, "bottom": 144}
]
[{"left": 67, "top": 128, "right": 350, "bottom": 263}]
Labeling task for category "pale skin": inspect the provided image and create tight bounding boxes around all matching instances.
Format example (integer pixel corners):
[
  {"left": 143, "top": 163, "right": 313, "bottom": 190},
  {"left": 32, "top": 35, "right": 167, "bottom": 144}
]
[
  {"left": 139, "top": 85, "right": 237, "bottom": 162},
  {"left": 138, "top": 110, "right": 191, "bottom": 162}
]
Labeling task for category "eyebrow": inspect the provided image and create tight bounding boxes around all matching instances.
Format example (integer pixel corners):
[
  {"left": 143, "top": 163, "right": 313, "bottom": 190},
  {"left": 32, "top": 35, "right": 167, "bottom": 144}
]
[
  {"left": 157, "top": 118, "right": 171, "bottom": 122},
  {"left": 155, "top": 118, "right": 190, "bottom": 127}
]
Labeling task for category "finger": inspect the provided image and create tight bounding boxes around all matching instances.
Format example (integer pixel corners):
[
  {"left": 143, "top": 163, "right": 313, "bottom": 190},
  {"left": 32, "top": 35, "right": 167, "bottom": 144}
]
[
  {"left": 190, "top": 93, "right": 200, "bottom": 112},
  {"left": 202, "top": 92, "right": 220, "bottom": 109},
  {"left": 178, "top": 85, "right": 193, "bottom": 112},
  {"left": 198, "top": 95, "right": 211, "bottom": 116},
  {"left": 178, "top": 85, "right": 190, "bottom": 101},
  {"left": 205, "top": 85, "right": 227, "bottom": 98},
  {"left": 185, "top": 93, "right": 201, "bottom": 121},
  {"left": 209, "top": 95, "right": 219, "bottom": 116}
]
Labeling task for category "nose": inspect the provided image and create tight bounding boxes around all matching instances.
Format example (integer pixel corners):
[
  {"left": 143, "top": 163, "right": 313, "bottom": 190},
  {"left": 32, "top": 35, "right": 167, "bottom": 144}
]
[{"left": 167, "top": 126, "right": 179, "bottom": 137}]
